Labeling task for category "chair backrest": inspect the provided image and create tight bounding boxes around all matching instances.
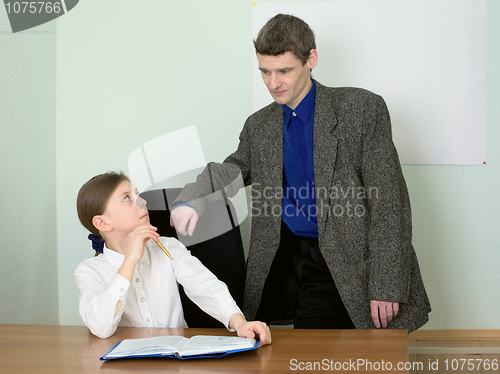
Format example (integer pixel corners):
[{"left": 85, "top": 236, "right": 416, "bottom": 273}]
[{"left": 140, "top": 188, "right": 246, "bottom": 328}]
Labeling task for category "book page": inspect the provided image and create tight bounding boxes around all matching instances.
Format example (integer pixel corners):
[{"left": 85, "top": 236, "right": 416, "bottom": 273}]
[
  {"left": 178, "top": 335, "right": 256, "bottom": 357},
  {"left": 107, "top": 336, "right": 188, "bottom": 357}
]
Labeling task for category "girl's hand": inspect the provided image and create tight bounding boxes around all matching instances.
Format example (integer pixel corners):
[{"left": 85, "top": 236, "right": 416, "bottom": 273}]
[
  {"left": 125, "top": 224, "right": 159, "bottom": 263},
  {"left": 229, "top": 313, "right": 272, "bottom": 347},
  {"left": 237, "top": 321, "right": 271, "bottom": 347}
]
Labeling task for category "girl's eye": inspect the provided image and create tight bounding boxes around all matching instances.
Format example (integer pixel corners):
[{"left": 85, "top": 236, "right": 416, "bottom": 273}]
[{"left": 124, "top": 195, "right": 130, "bottom": 202}]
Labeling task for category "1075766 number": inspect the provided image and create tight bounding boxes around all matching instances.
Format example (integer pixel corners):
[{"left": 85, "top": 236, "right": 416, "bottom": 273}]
[
  {"left": 444, "top": 358, "right": 498, "bottom": 371},
  {"left": 5, "top": 2, "right": 62, "bottom": 14}
]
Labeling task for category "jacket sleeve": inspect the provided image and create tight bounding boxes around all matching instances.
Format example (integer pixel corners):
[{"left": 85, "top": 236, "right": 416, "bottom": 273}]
[
  {"left": 172, "top": 119, "right": 253, "bottom": 216},
  {"left": 361, "top": 94, "right": 412, "bottom": 303},
  {"left": 73, "top": 263, "right": 131, "bottom": 339}
]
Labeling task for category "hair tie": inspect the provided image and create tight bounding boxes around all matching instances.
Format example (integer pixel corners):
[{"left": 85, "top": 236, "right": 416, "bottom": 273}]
[{"left": 88, "top": 234, "right": 105, "bottom": 254}]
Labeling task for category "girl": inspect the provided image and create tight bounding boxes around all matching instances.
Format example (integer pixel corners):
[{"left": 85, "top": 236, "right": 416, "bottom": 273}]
[{"left": 74, "top": 171, "right": 270, "bottom": 344}]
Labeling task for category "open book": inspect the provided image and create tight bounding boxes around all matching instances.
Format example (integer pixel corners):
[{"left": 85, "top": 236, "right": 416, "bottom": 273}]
[{"left": 100, "top": 335, "right": 259, "bottom": 360}]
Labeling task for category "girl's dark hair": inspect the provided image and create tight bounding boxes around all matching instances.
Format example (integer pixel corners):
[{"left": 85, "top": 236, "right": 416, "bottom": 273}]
[
  {"left": 76, "top": 171, "right": 129, "bottom": 237},
  {"left": 253, "top": 14, "right": 316, "bottom": 65}
]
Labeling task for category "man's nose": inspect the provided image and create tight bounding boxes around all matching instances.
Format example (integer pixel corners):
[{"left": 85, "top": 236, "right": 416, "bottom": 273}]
[
  {"left": 268, "top": 73, "right": 281, "bottom": 90},
  {"left": 136, "top": 195, "right": 147, "bottom": 209}
]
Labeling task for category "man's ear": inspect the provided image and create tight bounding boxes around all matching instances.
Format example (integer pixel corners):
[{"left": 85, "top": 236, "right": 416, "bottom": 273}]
[
  {"left": 92, "top": 215, "right": 112, "bottom": 233},
  {"left": 307, "top": 49, "right": 318, "bottom": 70}
]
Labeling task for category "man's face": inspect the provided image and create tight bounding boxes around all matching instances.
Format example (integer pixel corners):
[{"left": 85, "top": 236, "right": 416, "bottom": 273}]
[{"left": 257, "top": 50, "right": 317, "bottom": 110}]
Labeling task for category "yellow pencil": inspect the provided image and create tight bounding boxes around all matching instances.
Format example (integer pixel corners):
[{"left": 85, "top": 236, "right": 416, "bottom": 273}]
[{"left": 156, "top": 240, "right": 173, "bottom": 260}]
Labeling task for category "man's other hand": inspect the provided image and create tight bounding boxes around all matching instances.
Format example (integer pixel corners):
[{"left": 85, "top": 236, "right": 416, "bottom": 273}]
[{"left": 370, "top": 300, "right": 399, "bottom": 328}]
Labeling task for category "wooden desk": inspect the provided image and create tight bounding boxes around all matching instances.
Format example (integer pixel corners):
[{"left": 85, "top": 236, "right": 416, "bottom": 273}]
[{"left": 0, "top": 325, "right": 409, "bottom": 373}]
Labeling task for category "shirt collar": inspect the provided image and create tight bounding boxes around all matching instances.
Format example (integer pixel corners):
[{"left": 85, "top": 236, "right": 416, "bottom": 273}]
[
  {"left": 102, "top": 241, "right": 151, "bottom": 268},
  {"left": 282, "top": 79, "right": 316, "bottom": 128}
]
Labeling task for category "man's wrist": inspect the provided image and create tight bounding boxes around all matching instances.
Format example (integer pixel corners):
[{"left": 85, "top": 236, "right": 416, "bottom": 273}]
[{"left": 171, "top": 201, "right": 194, "bottom": 211}]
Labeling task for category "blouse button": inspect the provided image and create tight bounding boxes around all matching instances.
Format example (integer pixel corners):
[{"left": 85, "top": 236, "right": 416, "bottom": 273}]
[
  {"left": 135, "top": 278, "right": 139, "bottom": 282},
  {"left": 146, "top": 318, "right": 150, "bottom": 322},
  {"left": 120, "top": 288, "right": 124, "bottom": 292},
  {"left": 141, "top": 298, "right": 145, "bottom": 302}
]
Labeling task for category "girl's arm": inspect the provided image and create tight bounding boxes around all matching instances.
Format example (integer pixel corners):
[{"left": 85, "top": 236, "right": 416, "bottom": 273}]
[
  {"left": 165, "top": 237, "right": 270, "bottom": 346},
  {"left": 164, "top": 237, "right": 242, "bottom": 329},
  {"left": 74, "top": 224, "right": 159, "bottom": 338},
  {"left": 73, "top": 266, "right": 131, "bottom": 339}
]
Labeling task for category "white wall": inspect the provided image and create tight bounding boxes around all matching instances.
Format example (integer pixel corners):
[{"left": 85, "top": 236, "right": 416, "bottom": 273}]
[{"left": 1, "top": 0, "right": 499, "bottom": 329}]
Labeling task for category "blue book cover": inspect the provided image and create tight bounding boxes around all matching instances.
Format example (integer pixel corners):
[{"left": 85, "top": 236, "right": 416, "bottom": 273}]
[{"left": 100, "top": 335, "right": 259, "bottom": 360}]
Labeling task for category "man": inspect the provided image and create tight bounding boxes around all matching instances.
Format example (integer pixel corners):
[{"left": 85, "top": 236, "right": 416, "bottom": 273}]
[{"left": 171, "top": 14, "right": 430, "bottom": 331}]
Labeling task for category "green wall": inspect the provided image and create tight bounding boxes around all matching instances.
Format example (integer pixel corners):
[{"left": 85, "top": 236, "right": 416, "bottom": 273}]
[
  {"left": 0, "top": 10, "right": 58, "bottom": 323},
  {"left": 1, "top": 0, "right": 499, "bottom": 329}
]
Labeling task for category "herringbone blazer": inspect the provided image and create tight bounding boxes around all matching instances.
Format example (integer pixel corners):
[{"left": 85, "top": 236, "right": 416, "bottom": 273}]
[{"left": 175, "top": 80, "right": 431, "bottom": 331}]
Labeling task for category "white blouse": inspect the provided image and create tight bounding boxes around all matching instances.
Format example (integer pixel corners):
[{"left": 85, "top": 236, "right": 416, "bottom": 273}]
[{"left": 74, "top": 236, "right": 242, "bottom": 338}]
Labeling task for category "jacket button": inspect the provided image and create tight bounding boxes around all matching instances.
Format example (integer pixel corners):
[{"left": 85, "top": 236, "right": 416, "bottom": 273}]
[{"left": 273, "top": 239, "right": 278, "bottom": 245}]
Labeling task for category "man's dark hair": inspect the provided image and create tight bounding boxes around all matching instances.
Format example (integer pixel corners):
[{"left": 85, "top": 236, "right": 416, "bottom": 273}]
[{"left": 253, "top": 14, "right": 316, "bottom": 65}]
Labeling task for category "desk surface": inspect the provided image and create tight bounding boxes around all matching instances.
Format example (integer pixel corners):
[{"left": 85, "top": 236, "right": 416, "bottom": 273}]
[{"left": 0, "top": 325, "right": 408, "bottom": 373}]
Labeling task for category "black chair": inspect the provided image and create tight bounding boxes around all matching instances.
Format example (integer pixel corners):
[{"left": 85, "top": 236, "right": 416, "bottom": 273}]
[{"left": 140, "top": 188, "right": 246, "bottom": 328}]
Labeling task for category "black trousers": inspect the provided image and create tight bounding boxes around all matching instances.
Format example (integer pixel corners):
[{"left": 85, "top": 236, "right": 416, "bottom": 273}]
[{"left": 256, "top": 222, "right": 355, "bottom": 329}]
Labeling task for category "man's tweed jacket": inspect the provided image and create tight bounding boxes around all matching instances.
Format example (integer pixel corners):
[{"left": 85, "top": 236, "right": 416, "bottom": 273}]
[{"left": 175, "top": 80, "right": 431, "bottom": 332}]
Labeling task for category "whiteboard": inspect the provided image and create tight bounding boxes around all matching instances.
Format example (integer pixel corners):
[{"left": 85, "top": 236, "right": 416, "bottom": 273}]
[{"left": 253, "top": 0, "right": 486, "bottom": 165}]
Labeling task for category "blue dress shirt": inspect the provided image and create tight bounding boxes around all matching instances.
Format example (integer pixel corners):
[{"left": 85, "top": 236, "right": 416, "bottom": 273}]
[{"left": 281, "top": 80, "right": 318, "bottom": 237}]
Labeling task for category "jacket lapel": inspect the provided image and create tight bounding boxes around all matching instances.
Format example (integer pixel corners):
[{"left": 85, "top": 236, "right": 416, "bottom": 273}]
[
  {"left": 313, "top": 81, "right": 339, "bottom": 235},
  {"left": 267, "top": 103, "right": 284, "bottom": 180},
  {"left": 264, "top": 103, "right": 285, "bottom": 232}
]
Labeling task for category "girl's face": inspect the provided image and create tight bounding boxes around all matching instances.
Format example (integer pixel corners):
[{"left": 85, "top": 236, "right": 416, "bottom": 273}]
[{"left": 101, "top": 180, "right": 149, "bottom": 234}]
